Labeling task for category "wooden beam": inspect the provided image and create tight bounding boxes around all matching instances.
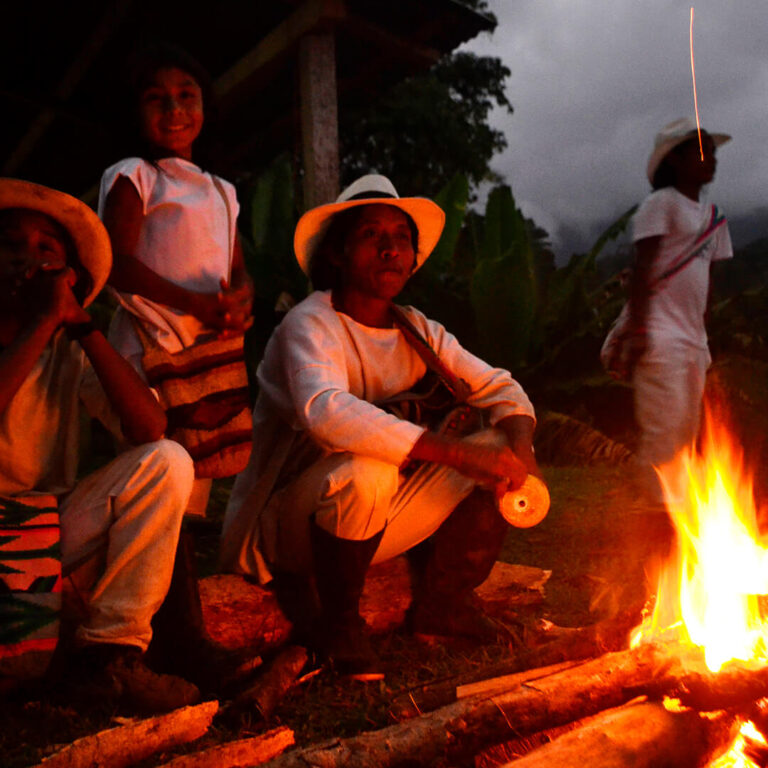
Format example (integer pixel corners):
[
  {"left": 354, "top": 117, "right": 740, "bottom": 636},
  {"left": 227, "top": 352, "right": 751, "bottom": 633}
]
[
  {"left": 2, "top": 0, "right": 132, "bottom": 176},
  {"left": 344, "top": 14, "right": 441, "bottom": 69},
  {"left": 213, "top": 0, "right": 346, "bottom": 104},
  {"left": 298, "top": 30, "right": 340, "bottom": 208}
]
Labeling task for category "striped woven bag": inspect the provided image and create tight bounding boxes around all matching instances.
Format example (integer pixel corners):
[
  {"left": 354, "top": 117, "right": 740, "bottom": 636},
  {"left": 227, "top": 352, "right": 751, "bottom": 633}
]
[{"left": 139, "top": 330, "right": 253, "bottom": 479}]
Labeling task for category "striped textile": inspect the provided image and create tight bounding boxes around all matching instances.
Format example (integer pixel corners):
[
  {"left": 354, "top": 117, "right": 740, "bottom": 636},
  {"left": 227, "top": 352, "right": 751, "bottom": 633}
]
[
  {"left": 141, "top": 333, "right": 253, "bottom": 479},
  {"left": 0, "top": 496, "right": 61, "bottom": 680}
]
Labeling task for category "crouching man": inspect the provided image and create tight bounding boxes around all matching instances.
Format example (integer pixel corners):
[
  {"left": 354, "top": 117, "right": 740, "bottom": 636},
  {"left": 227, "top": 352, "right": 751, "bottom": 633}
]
[{"left": 0, "top": 179, "right": 196, "bottom": 712}]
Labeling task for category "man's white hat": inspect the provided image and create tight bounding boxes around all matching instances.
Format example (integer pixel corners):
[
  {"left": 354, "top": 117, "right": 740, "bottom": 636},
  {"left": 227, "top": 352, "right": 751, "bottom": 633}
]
[{"left": 294, "top": 175, "right": 446, "bottom": 276}]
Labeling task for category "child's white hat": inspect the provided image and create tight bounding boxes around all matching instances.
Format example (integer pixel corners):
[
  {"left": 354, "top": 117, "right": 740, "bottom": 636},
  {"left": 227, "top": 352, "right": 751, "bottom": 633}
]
[
  {"left": 293, "top": 174, "right": 446, "bottom": 276},
  {"left": 647, "top": 117, "right": 731, "bottom": 184},
  {"left": 0, "top": 179, "right": 111, "bottom": 307}
]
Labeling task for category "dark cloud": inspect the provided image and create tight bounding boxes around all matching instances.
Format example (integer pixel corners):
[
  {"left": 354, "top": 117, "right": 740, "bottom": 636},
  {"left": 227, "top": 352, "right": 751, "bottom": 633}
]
[{"left": 463, "top": 0, "right": 768, "bottom": 261}]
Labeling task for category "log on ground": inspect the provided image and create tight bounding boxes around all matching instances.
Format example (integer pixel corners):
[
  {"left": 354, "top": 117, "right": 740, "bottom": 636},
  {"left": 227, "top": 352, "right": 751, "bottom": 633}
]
[
  {"left": 35, "top": 700, "right": 218, "bottom": 768},
  {"left": 260, "top": 644, "right": 677, "bottom": 768},
  {"left": 156, "top": 726, "right": 295, "bottom": 768},
  {"left": 201, "top": 559, "right": 549, "bottom": 653},
  {"left": 391, "top": 604, "right": 642, "bottom": 719},
  {"left": 497, "top": 700, "right": 739, "bottom": 768}
]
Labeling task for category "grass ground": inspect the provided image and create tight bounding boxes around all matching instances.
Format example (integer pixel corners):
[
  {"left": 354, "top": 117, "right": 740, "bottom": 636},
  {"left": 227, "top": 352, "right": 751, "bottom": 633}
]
[{"left": 1, "top": 463, "right": 675, "bottom": 767}]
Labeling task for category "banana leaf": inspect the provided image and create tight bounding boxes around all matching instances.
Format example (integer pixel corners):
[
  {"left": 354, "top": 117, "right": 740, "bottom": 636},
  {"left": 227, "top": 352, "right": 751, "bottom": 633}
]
[{"left": 471, "top": 185, "right": 537, "bottom": 369}]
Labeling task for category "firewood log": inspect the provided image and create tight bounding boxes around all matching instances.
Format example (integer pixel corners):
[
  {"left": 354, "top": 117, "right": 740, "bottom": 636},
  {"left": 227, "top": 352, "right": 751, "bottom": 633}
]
[
  {"left": 34, "top": 700, "right": 218, "bottom": 768},
  {"left": 496, "top": 701, "right": 739, "bottom": 768},
  {"left": 260, "top": 644, "right": 676, "bottom": 768},
  {"left": 155, "top": 727, "right": 294, "bottom": 767},
  {"left": 390, "top": 605, "right": 642, "bottom": 719}
]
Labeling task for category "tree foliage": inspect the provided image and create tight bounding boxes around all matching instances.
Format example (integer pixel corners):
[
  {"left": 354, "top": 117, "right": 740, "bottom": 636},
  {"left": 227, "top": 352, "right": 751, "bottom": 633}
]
[{"left": 339, "top": 51, "right": 512, "bottom": 199}]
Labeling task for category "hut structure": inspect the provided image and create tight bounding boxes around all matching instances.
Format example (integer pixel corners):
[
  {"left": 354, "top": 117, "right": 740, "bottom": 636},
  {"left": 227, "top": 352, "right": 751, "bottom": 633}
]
[{"left": 1, "top": 0, "right": 494, "bottom": 208}]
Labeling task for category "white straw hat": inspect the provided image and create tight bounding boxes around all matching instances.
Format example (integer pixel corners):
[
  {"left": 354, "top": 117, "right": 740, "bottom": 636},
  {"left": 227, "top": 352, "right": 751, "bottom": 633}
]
[
  {"left": 646, "top": 117, "right": 730, "bottom": 184},
  {"left": 0, "top": 178, "right": 111, "bottom": 307},
  {"left": 294, "top": 175, "right": 446, "bottom": 276}
]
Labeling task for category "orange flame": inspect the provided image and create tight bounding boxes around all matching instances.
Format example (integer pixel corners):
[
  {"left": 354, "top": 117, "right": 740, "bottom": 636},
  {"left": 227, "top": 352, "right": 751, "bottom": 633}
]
[
  {"left": 632, "top": 406, "right": 768, "bottom": 765},
  {"left": 633, "top": 407, "right": 768, "bottom": 671}
]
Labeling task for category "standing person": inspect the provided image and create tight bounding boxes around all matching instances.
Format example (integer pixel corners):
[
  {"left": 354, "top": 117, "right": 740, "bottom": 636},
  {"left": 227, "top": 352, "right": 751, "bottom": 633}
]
[
  {"left": 99, "top": 43, "right": 254, "bottom": 515},
  {"left": 0, "top": 179, "right": 197, "bottom": 712},
  {"left": 221, "top": 175, "right": 540, "bottom": 681},
  {"left": 624, "top": 118, "right": 732, "bottom": 502}
]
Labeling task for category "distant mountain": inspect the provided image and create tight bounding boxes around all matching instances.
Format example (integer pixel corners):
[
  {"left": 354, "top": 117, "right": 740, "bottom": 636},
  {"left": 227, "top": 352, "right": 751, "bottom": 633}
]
[{"left": 724, "top": 207, "right": 768, "bottom": 249}]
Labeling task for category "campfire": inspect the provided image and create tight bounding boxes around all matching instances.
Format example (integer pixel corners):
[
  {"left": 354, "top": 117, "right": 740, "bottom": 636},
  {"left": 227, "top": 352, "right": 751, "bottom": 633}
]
[
  {"left": 628, "top": 406, "right": 768, "bottom": 768},
  {"left": 38, "top": 407, "right": 768, "bottom": 768}
]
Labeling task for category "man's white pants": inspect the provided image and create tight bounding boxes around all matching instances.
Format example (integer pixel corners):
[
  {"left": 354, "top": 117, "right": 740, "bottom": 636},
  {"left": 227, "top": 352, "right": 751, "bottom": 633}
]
[
  {"left": 262, "top": 429, "right": 506, "bottom": 573},
  {"left": 60, "top": 440, "right": 194, "bottom": 651},
  {"left": 632, "top": 343, "right": 709, "bottom": 502}
]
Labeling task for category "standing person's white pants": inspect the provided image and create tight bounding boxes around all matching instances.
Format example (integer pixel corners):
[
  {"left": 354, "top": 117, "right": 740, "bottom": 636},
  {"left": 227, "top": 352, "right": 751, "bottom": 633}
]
[
  {"left": 261, "top": 429, "right": 506, "bottom": 573},
  {"left": 631, "top": 342, "right": 709, "bottom": 502},
  {"left": 59, "top": 439, "right": 194, "bottom": 651}
]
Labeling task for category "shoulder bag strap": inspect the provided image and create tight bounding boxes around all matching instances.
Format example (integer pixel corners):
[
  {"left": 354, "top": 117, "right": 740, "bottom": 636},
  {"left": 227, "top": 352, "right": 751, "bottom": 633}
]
[
  {"left": 649, "top": 204, "right": 726, "bottom": 290},
  {"left": 211, "top": 175, "right": 234, "bottom": 284},
  {"left": 389, "top": 304, "right": 472, "bottom": 402}
]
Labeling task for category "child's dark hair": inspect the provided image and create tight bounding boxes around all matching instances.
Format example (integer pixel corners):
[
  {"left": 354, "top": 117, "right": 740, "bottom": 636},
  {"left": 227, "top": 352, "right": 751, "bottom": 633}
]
[
  {"left": 310, "top": 205, "right": 420, "bottom": 291},
  {"left": 115, "top": 41, "right": 216, "bottom": 167},
  {"left": 651, "top": 133, "right": 700, "bottom": 190}
]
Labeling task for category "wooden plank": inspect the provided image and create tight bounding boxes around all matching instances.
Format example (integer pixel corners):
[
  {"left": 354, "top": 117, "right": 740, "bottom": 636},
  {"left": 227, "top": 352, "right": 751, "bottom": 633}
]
[{"left": 213, "top": 0, "right": 346, "bottom": 102}]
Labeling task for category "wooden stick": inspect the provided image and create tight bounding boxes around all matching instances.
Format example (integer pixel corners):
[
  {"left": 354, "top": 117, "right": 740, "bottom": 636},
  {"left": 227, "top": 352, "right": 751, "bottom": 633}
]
[
  {"left": 496, "top": 700, "right": 740, "bottom": 768},
  {"left": 156, "top": 727, "right": 295, "bottom": 768},
  {"left": 232, "top": 646, "right": 308, "bottom": 719},
  {"left": 35, "top": 700, "right": 218, "bottom": 768}
]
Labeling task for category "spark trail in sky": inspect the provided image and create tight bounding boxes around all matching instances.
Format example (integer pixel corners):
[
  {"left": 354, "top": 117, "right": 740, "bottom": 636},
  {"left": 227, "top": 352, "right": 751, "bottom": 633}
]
[{"left": 690, "top": 7, "right": 704, "bottom": 160}]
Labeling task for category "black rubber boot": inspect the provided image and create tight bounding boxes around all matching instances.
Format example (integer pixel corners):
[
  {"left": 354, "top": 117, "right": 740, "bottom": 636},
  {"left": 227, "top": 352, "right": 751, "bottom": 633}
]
[
  {"left": 407, "top": 488, "right": 510, "bottom": 642},
  {"left": 149, "top": 527, "right": 253, "bottom": 694},
  {"left": 310, "top": 520, "right": 384, "bottom": 681}
]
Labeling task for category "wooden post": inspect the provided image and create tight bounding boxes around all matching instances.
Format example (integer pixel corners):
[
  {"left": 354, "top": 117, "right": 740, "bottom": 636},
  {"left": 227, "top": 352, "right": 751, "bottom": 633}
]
[{"left": 298, "top": 30, "right": 340, "bottom": 209}]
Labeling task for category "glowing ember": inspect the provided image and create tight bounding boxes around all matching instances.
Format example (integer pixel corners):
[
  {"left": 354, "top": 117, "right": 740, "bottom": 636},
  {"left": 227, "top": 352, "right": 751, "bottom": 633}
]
[
  {"left": 710, "top": 720, "right": 767, "bottom": 768},
  {"left": 633, "top": 407, "right": 768, "bottom": 672},
  {"left": 690, "top": 7, "right": 705, "bottom": 161}
]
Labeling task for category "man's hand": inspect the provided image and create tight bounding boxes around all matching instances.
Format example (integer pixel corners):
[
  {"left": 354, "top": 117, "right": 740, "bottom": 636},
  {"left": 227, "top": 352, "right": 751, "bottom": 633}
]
[
  {"left": 34, "top": 267, "right": 91, "bottom": 329},
  {"left": 448, "top": 440, "right": 529, "bottom": 490}
]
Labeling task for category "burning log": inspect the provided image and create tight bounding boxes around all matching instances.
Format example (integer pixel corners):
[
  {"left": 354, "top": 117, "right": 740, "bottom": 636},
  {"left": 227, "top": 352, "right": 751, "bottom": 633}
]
[
  {"left": 671, "top": 660, "right": 768, "bottom": 711},
  {"left": 34, "top": 700, "right": 218, "bottom": 768},
  {"left": 154, "top": 726, "right": 295, "bottom": 768},
  {"left": 260, "top": 644, "right": 677, "bottom": 768},
  {"left": 496, "top": 700, "right": 739, "bottom": 768}
]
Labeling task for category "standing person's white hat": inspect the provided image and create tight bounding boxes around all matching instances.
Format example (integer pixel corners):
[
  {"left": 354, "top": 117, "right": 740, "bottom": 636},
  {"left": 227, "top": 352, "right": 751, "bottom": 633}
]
[{"left": 646, "top": 117, "right": 730, "bottom": 185}]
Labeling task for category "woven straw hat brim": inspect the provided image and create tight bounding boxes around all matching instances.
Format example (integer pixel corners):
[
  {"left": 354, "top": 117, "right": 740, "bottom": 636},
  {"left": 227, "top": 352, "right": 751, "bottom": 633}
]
[
  {"left": 646, "top": 131, "right": 731, "bottom": 184},
  {"left": 0, "top": 178, "right": 111, "bottom": 307},
  {"left": 294, "top": 196, "right": 446, "bottom": 276}
]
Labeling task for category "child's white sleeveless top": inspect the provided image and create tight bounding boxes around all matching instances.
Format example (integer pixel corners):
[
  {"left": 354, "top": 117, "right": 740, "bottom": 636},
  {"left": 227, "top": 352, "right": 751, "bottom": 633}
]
[{"left": 98, "top": 157, "right": 240, "bottom": 366}]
